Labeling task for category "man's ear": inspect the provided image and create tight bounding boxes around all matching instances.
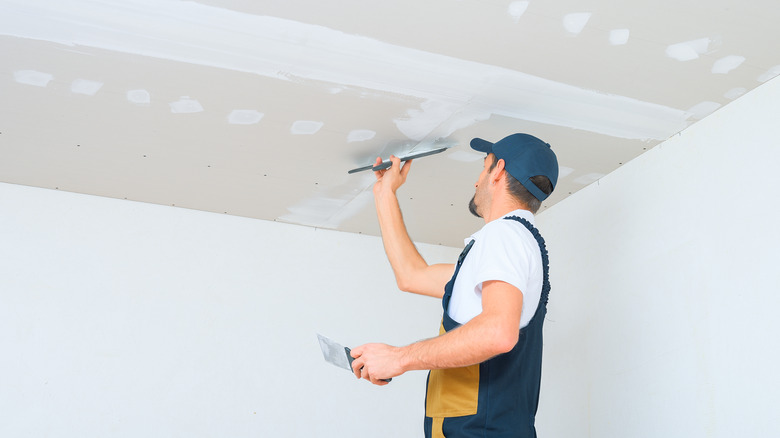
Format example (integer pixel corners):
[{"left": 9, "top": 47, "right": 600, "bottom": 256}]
[{"left": 491, "top": 158, "right": 507, "bottom": 185}]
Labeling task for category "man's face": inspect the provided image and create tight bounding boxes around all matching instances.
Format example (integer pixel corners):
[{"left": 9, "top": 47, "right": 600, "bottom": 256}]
[{"left": 468, "top": 154, "right": 494, "bottom": 218}]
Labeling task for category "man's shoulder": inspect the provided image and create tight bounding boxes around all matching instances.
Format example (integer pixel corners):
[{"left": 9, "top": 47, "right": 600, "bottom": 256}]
[{"left": 472, "top": 217, "right": 536, "bottom": 254}]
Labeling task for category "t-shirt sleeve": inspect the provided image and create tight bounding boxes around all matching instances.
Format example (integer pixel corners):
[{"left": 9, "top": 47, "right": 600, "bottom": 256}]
[{"left": 468, "top": 220, "right": 531, "bottom": 298}]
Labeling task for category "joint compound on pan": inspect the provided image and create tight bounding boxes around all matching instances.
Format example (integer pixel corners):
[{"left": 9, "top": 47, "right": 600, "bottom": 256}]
[{"left": 0, "top": 0, "right": 691, "bottom": 141}]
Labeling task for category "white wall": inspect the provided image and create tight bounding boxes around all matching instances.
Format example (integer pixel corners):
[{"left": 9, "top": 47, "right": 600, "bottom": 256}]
[
  {"left": 536, "top": 76, "right": 780, "bottom": 437},
  {"left": 4, "top": 80, "right": 780, "bottom": 438},
  {"left": 0, "top": 184, "right": 459, "bottom": 437}
]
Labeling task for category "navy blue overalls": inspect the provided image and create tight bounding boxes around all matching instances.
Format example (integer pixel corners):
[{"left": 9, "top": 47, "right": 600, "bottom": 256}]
[{"left": 424, "top": 216, "right": 550, "bottom": 438}]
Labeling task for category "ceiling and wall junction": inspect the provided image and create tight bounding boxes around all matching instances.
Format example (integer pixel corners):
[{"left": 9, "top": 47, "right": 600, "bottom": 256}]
[{"left": 2, "top": 0, "right": 779, "bottom": 246}]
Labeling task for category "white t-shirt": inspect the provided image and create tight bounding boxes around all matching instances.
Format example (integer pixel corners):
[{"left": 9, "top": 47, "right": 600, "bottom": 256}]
[{"left": 446, "top": 209, "right": 543, "bottom": 329}]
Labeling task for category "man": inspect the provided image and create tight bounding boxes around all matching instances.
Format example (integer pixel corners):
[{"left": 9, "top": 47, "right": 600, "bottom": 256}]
[{"left": 350, "top": 133, "right": 558, "bottom": 437}]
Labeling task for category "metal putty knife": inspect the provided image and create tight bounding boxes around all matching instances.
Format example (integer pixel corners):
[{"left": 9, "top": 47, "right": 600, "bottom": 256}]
[
  {"left": 347, "top": 147, "right": 448, "bottom": 174},
  {"left": 316, "top": 333, "right": 391, "bottom": 382}
]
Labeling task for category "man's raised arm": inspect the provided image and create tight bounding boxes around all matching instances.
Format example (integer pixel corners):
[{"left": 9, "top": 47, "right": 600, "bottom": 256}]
[{"left": 372, "top": 155, "right": 454, "bottom": 298}]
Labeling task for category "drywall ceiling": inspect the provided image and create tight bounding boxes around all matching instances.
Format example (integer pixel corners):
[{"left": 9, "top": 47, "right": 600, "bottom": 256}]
[{"left": 2, "top": 0, "right": 779, "bottom": 247}]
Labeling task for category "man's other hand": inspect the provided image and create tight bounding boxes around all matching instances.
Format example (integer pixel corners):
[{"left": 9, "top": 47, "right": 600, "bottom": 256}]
[{"left": 349, "top": 343, "right": 405, "bottom": 386}]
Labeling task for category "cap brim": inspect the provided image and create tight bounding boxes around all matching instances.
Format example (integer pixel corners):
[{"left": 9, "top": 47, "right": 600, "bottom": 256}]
[{"left": 470, "top": 138, "right": 493, "bottom": 153}]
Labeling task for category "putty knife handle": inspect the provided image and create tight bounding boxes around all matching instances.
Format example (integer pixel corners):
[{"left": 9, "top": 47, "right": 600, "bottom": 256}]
[{"left": 371, "top": 147, "right": 447, "bottom": 172}]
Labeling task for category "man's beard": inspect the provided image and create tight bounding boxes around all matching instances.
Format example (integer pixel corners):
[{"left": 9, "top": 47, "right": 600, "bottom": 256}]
[{"left": 468, "top": 195, "right": 482, "bottom": 218}]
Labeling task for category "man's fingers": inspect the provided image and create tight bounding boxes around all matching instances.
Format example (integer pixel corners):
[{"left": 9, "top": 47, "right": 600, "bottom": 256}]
[
  {"left": 388, "top": 155, "right": 411, "bottom": 181},
  {"left": 353, "top": 361, "right": 370, "bottom": 381},
  {"left": 349, "top": 344, "right": 397, "bottom": 385},
  {"left": 389, "top": 155, "right": 401, "bottom": 170},
  {"left": 373, "top": 157, "right": 384, "bottom": 179},
  {"left": 400, "top": 158, "right": 412, "bottom": 178},
  {"left": 351, "top": 357, "right": 363, "bottom": 378},
  {"left": 371, "top": 377, "right": 390, "bottom": 386}
]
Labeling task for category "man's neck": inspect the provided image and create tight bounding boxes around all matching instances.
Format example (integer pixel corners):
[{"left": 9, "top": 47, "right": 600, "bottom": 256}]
[
  {"left": 480, "top": 175, "right": 531, "bottom": 223},
  {"left": 482, "top": 201, "right": 529, "bottom": 224}
]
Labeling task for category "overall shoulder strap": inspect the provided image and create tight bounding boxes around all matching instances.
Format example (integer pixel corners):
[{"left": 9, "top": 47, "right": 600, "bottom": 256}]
[{"left": 503, "top": 216, "right": 550, "bottom": 308}]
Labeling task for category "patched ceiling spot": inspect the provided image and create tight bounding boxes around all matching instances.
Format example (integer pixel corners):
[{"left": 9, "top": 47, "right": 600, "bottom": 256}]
[
  {"left": 71, "top": 79, "right": 104, "bottom": 96},
  {"left": 228, "top": 110, "right": 264, "bottom": 125},
  {"left": 169, "top": 97, "right": 204, "bottom": 114},
  {"left": 127, "top": 89, "right": 151, "bottom": 105},
  {"left": 14, "top": 70, "right": 52, "bottom": 87},
  {"left": 290, "top": 120, "right": 324, "bottom": 135}
]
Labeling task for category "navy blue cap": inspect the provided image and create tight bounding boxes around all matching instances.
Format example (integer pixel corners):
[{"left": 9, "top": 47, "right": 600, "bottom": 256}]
[{"left": 470, "top": 133, "right": 558, "bottom": 201}]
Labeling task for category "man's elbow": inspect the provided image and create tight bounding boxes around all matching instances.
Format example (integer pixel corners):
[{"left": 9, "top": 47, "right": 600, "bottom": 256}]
[
  {"left": 489, "top": 328, "right": 519, "bottom": 355},
  {"left": 395, "top": 276, "right": 414, "bottom": 293},
  {"left": 395, "top": 270, "right": 426, "bottom": 294}
]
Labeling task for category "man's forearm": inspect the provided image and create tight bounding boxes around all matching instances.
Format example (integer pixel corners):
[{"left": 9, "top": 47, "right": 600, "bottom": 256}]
[
  {"left": 350, "top": 280, "right": 522, "bottom": 383},
  {"left": 398, "top": 311, "right": 518, "bottom": 371},
  {"left": 374, "top": 190, "right": 428, "bottom": 290},
  {"left": 374, "top": 190, "right": 454, "bottom": 297},
  {"left": 371, "top": 156, "right": 453, "bottom": 297},
  {"left": 399, "top": 279, "right": 523, "bottom": 371}
]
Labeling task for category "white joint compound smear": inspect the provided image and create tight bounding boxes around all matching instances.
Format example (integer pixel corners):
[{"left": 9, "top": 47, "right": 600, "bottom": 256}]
[
  {"left": 558, "top": 166, "right": 575, "bottom": 179},
  {"left": 169, "top": 97, "right": 204, "bottom": 114},
  {"left": 724, "top": 87, "right": 746, "bottom": 100},
  {"left": 609, "top": 29, "right": 630, "bottom": 46},
  {"left": 395, "top": 100, "right": 464, "bottom": 141},
  {"left": 0, "top": 0, "right": 690, "bottom": 141},
  {"left": 127, "top": 89, "right": 151, "bottom": 104},
  {"left": 573, "top": 172, "right": 604, "bottom": 185},
  {"left": 395, "top": 105, "right": 491, "bottom": 142},
  {"left": 666, "top": 38, "right": 711, "bottom": 61},
  {"left": 712, "top": 55, "right": 745, "bottom": 74},
  {"left": 687, "top": 101, "right": 721, "bottom": 120},
  {"left": 278, "top": 173, "right": 376, "bottom": 229},
  {"left": 14, "top": 70, "right": 53, "bottom": 87},
  {"left": 508, "top": 1, "right": 530, "bottom": 22},
  {"left": 758, "top": 65, "right": 780, "bottom": 83},
  {"left": 71, "top": 79, "right": 104, "bottom": 95},
  {"left": 290, "top": 121, "right": 323, "bottom": 135},
  {"left": 347, "top": 130, "right": 376, "bottom": 143},
  {"left": 228, "top": 110, "right": 264, "bottom": 125},
  {"left": 563, "top": 12, "right": 591, "bottom": 35}
]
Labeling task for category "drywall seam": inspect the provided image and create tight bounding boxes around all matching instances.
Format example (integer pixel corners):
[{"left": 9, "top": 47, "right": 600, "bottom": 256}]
[{"left": 0, "top": 0, "right": 691, "bottom": 141}]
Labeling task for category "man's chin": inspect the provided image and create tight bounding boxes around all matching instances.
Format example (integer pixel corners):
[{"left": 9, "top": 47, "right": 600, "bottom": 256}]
[{"left": 468, "top": 197, "right": 482, "bottom": 219}]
